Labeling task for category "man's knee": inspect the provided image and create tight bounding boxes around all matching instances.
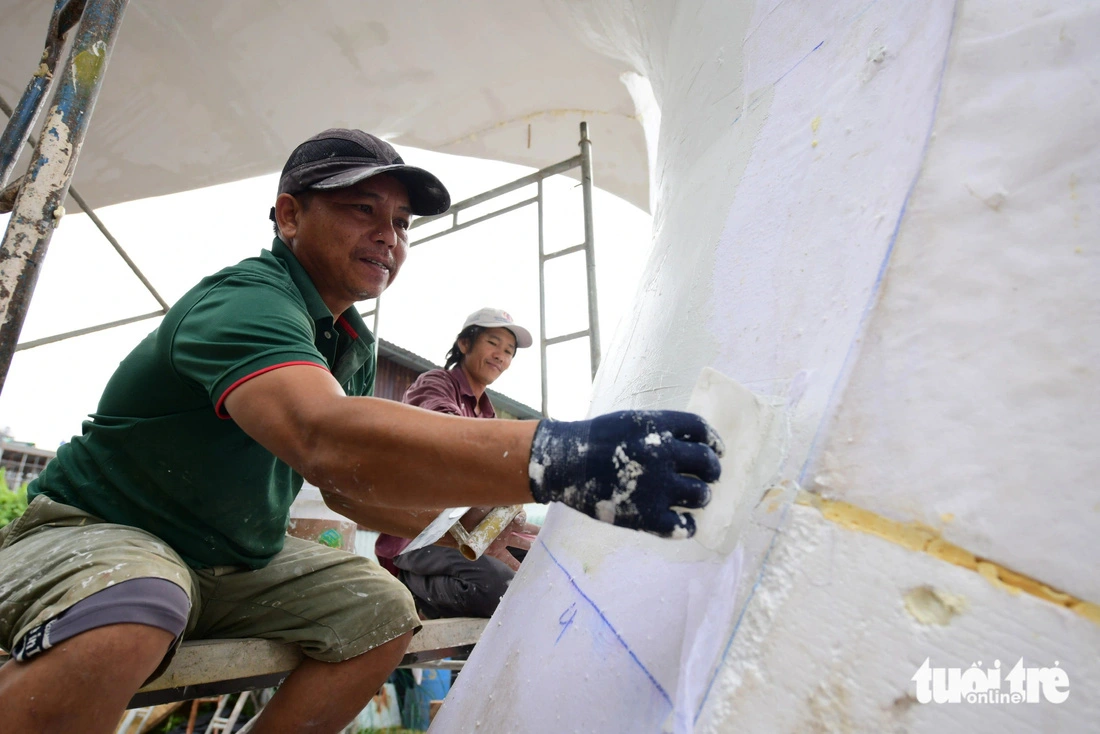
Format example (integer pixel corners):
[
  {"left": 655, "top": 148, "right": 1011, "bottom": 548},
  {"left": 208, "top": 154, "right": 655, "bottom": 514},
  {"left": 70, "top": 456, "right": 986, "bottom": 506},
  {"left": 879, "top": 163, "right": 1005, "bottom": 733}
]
[
  {"left": 10, "top": 577, "right": 191, "bottom": 686},
  {"left": 209, "top": 539, "right": 420, "bottom": 663},
  {"left": 0, "top": 496, "right": 194, "bottom": 655}
]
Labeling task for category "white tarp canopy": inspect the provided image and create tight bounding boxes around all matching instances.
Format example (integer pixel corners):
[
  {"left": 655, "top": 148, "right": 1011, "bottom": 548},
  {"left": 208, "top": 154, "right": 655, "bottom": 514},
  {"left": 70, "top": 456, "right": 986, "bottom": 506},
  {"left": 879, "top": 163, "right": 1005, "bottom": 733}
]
[{"left": 1, "top": 0, "right": 651, "bottom": 211}]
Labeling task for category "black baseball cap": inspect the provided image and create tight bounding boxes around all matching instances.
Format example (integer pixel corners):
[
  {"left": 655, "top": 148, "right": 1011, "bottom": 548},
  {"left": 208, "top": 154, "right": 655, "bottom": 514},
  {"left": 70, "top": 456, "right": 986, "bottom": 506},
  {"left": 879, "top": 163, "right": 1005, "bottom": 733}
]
[{"left": 275, "top": 128, "right": 451, "bottom": 216}]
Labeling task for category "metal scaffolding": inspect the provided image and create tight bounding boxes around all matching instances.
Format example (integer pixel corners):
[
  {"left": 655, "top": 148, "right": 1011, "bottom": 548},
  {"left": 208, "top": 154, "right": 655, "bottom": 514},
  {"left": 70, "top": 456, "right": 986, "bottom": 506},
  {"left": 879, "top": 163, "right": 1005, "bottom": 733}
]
[
  {"left": 0, "top": 92, "right": 169, "bottom": 352},
  {"left": 395, "top": 122, "right": 601, "bottom": 417}
]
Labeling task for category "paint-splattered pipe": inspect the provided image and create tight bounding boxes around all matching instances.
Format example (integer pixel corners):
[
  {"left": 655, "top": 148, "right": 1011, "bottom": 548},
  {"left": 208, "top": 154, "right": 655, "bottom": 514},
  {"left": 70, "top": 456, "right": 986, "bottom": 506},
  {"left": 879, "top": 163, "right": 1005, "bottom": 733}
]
[
  {"left": 454, "top": 504, "right": 524, "bottom": 561},
  {"left": 0, "top": 0, "right": 130, "bottom": 394},
  {"left": 0, "top": 0, "right": 86, "bottom": 192}
]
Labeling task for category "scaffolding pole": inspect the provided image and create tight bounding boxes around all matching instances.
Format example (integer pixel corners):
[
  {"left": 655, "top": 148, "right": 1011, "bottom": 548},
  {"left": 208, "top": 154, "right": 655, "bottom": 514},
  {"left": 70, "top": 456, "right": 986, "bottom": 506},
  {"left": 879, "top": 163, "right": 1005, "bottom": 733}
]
[
  {"left": 0, "top": 0, "right": 86, "bottom": 192},
  {"left": 0, "top": 0, "right": 129, "bottom": 393},
  {"left": 579, "top": 121, "right": 601, "bottom": 379},
  {"left": 537, "top": 178, "right": 549, "bottom": 416}
]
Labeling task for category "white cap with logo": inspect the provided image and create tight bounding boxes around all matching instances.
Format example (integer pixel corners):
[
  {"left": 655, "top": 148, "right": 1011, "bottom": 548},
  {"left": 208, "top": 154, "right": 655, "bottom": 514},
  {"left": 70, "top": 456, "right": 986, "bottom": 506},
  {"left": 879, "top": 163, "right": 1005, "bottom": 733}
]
[{"left": 462, "top": 307, "right": 533, "bottom": 348}]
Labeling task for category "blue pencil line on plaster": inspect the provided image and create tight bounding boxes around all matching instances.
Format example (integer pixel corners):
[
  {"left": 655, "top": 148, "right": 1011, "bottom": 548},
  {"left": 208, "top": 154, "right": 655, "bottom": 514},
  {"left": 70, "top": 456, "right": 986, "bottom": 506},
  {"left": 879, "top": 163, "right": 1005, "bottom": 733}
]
[
  {"left": 774, "top": 39, "right": 824, "bottom": 87},
  {"left": 694, "top": 0, "right": 961, "bottom": 723},
  {"left": 540, "top": 539, "right": 673, "bottom": 707},
  {"left": 726, "top": 39, "right": 824, "bottom": 129},
  {"left": 848, "top": 0, "right": 882, "bottom": 26}
]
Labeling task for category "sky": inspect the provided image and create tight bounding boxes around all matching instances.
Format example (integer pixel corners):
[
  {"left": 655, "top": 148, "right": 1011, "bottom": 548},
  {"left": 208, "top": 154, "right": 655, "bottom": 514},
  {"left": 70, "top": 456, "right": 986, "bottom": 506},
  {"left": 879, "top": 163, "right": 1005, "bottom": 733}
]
[{"left": 0, "top": 144, "right": 653, "bottom": 450}]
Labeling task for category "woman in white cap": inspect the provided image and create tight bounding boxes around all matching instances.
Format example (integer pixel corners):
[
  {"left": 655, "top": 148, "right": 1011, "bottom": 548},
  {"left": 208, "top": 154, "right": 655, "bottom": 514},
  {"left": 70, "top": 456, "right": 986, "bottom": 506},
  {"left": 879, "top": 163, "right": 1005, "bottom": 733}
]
[{"left": 374, "top": 308, "right": 538, "bottom": 619}]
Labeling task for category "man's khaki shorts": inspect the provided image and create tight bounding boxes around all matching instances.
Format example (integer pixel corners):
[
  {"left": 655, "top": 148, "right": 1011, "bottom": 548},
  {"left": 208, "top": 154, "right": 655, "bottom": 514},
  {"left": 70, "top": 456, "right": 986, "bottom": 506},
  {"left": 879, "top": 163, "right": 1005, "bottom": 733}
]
[{"left": 0, "top": 496, "right": 419, "bottom": 663}]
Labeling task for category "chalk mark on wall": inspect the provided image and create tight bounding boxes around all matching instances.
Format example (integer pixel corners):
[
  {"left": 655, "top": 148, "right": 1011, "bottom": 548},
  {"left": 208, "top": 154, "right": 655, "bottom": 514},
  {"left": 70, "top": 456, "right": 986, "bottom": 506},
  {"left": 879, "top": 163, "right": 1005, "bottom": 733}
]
[{"left": 540, "top": 539, "right": 673, "bottom": 707}]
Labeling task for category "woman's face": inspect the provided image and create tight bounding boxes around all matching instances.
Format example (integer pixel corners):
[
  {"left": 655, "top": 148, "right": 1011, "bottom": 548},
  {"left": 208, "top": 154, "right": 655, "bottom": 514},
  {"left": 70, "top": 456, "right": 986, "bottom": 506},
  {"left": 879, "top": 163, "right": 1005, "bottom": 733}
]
[{"left": 461, "top": 327, "right": 517, "bottom": 388}]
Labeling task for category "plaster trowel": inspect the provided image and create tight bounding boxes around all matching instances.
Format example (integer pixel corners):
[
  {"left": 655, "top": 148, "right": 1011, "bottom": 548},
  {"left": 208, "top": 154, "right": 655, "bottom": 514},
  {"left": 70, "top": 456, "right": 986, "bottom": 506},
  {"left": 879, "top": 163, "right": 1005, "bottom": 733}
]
[
  {"left": 686, "top": 367, "right": 788, "bottom": 553},
  {"left": 398, "top": 505, "right": 524, "bottom": 561}
]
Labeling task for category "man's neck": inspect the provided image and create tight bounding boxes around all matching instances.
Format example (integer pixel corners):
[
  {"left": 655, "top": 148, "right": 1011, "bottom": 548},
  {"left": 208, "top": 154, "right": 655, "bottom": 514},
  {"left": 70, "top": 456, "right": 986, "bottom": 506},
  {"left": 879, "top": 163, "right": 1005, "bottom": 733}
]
[{"left": 459, "top": 365, "right": 486, "bottom": 404}]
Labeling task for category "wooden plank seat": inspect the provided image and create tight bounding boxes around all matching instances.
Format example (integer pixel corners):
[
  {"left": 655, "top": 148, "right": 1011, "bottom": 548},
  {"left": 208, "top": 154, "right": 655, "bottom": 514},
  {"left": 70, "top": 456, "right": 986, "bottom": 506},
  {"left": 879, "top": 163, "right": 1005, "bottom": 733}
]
[{"left": 0, "top": 617, "right": 488, "bottom": 709}]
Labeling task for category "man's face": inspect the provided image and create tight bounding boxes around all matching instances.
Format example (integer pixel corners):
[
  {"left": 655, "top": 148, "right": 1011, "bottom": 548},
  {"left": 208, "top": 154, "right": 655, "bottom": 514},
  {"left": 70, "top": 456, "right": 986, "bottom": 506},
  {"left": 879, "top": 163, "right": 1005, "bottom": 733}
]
[
  {"left": 461, "top": 327, "right": 517, "bottom": 389},
  {"left": 279, "top": 174, "right": 412, "bottom": 315}
]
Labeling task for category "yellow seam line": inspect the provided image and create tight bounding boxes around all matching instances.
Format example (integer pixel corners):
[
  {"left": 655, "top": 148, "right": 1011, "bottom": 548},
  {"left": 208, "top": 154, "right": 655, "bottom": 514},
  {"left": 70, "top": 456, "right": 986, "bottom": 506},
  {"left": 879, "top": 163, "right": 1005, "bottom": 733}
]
[{"left": 794, "top": 491, "right": 1100, "bottom": 626}]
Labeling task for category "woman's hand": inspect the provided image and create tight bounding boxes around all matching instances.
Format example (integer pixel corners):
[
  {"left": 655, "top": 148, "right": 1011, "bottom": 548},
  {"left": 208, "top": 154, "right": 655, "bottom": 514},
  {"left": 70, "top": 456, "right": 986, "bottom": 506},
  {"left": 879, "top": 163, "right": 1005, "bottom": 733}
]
[{"left": 462, "top": 507, "right": 540, "bottom": 571}]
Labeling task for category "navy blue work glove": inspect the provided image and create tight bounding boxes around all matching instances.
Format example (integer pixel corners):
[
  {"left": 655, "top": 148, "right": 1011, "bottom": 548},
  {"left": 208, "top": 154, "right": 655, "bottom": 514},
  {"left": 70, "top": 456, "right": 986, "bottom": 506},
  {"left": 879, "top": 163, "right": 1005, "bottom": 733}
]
[{"left": 528, "top": 410, "right": 725, "bottom": 538}]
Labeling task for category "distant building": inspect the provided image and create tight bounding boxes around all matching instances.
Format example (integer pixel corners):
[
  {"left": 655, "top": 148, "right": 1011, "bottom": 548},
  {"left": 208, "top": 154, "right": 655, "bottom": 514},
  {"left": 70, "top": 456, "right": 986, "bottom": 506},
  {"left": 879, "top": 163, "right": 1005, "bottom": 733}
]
[{"left": 1, "top": 441, "right": 55, "bottom": 489}]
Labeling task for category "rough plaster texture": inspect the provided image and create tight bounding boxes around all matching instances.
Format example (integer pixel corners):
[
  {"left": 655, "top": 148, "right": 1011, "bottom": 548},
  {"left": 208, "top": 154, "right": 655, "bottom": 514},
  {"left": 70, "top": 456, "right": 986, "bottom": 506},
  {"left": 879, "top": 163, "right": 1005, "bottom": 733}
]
[
  {"left": 695, "top": 505, "right": 1100, "bottom": 733},
  {"left": 809, "top": 0, "right": 1100, "bottom": 603}
]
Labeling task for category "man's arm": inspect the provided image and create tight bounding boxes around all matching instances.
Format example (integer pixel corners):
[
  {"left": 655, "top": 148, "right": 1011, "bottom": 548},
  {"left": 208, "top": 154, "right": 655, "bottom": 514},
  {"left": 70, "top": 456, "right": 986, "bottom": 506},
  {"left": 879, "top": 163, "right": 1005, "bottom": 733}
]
[
  {"left": 225, "top": 365, "right": 537, "bottom": 514},
  {"left": 226, "top": 364, "right": 724, "bottom": 538},
  {"left": 341, "top": 505, "right": 451, "bottom": 539}
]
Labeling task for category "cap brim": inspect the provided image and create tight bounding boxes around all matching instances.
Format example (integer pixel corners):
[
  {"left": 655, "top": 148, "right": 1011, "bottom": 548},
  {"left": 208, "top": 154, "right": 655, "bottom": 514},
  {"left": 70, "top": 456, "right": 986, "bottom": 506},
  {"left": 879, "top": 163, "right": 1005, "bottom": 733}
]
[
  {"left": 311, "top": 164, "right": 451, "bottom": 216},
  {"left": 509, "top": 326, "right": 534, "bottom": 349},
  {"left": 471, "top": 321, "right": 533, "bottom": 348}
]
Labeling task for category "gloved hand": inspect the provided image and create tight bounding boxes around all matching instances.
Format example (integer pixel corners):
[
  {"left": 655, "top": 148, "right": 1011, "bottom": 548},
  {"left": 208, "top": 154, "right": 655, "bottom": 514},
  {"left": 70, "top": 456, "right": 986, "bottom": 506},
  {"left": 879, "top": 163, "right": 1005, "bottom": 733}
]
[{"left": 528, "top": 410, "right": 724, "bottom": 538}]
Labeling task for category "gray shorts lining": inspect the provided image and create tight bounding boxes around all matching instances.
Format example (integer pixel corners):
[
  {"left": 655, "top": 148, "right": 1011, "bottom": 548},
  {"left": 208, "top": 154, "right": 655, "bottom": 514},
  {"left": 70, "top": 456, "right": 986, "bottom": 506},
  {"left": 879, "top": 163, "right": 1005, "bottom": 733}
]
[{"left": 12, "top": 577, "right": 190, "bottom": 662}]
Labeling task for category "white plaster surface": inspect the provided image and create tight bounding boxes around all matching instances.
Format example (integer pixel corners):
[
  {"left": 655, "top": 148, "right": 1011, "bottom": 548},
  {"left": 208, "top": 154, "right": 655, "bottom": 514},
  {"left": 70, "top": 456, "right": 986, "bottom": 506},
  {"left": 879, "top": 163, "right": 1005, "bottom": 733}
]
[
  {"left": 807, "top": 0, "right": 1100, "bottom": 603},
  {"left": 586, "top": 0, "right": 960, "bottom": 467},
  {"left": 437, "top": 0, "right": 1099, "bottom": 731}
]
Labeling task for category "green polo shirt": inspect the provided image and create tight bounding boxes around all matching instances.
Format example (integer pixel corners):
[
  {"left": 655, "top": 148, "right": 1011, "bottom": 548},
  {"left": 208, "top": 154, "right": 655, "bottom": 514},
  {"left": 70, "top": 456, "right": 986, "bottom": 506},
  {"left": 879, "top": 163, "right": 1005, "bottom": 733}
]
[{"left": 29, "top": 239, "right": 376, "bottom": 569}]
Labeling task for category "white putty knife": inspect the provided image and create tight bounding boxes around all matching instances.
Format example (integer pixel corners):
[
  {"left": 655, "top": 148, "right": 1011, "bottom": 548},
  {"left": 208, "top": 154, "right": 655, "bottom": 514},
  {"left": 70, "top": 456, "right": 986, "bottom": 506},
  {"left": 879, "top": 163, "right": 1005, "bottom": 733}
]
[
  {"left": 399, "top": 505, "right": 524, "bottom": 560},
  {"left": 399, "top": 506, "right": 470, "bottom": 555},
  {"left": 686, "top": 367, "right": 787, "bottom": 553}
]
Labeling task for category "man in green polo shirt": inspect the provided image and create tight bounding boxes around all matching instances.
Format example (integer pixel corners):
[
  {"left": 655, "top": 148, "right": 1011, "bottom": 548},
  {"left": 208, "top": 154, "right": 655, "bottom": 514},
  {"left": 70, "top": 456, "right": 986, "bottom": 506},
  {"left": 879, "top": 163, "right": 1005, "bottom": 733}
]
[{"left": 0, "top": 128, "right": 725, "bottom": 733}]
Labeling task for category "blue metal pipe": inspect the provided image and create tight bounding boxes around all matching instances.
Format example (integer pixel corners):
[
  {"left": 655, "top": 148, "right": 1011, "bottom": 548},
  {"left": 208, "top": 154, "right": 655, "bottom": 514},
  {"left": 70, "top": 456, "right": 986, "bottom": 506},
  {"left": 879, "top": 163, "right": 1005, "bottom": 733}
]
[
  {"left": 0, "top": 0, "right": 129, "bottom": 392},
  {"left": 0, "top": 0, "right": 86, "bottom": 191}
]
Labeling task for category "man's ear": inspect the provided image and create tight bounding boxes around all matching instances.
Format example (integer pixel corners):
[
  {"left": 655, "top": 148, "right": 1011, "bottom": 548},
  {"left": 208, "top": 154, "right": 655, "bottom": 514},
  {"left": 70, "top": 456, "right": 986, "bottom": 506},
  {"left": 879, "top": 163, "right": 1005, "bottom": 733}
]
[
  {"left": 274, "top": 193, "right": 301, "bottom": 240},
  {"left": 458, "top": 337, "right": 470, "bottom": 356}
]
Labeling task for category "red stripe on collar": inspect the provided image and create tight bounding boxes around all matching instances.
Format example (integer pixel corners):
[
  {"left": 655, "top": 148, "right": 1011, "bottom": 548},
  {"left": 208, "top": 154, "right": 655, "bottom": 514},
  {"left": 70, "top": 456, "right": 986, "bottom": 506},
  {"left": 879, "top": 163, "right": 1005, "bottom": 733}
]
[{"left": 336, "top": 315, "right": 359, "bottom": 340}]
